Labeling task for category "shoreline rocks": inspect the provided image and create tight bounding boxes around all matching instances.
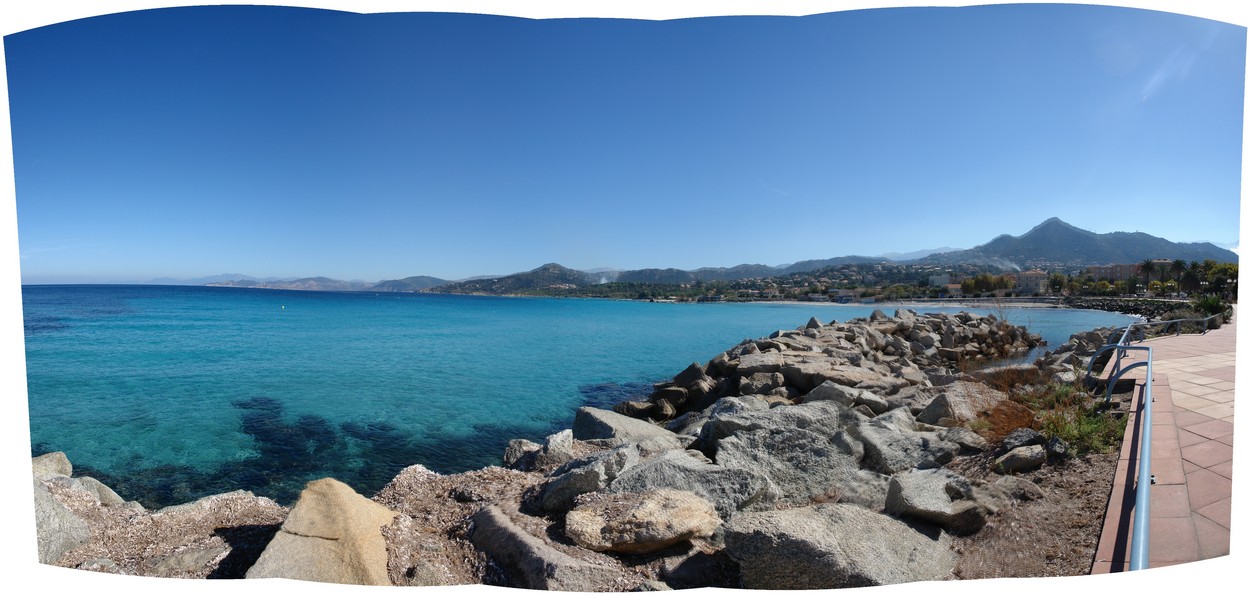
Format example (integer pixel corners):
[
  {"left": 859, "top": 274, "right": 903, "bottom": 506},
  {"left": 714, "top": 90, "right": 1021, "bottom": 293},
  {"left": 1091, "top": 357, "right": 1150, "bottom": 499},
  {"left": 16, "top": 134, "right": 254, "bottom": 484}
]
[{"left": 33, "top": 308, "right": 1114, "bottom": 589}]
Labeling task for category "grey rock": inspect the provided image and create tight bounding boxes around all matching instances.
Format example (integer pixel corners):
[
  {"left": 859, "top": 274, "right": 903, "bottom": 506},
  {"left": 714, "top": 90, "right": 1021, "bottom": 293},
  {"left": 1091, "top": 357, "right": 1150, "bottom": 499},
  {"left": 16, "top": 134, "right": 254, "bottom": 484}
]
[
  {"left": 724, "top": 503, "right": 954, "bottom": 589},
  {"left": 739, "top": 372, "right": 784, "bottom": 395},
  {"left": 536, "top": 429, "right": 576, "bottom": 468},
  {"left": 606, "top": 450, "right": 779, "bottom": 519},
  {"left": 573, "top": 407, "right": 684, "bottom": 451},
  {"left": 994, "top": 445, "right": 1048, "bottom": 474},
  {"left": 805, "top": 380, "right": 889, "bottom": 412},
  {"left": 1046, "top": 436, "right": 1070, "bottom": 458},
  {"left": 736, "top": 352, "right": 785, "bottom": 375},
  {"left": 33, "top": 477, "right": 90, "bottom": 564},
  {"left": 503, "top": 439, "right": 542, "bottom": 470},
  {"left": 78, "top": 476, "right": 126, "bottom": 507},
  {"left": 884, "top": 470, "right": 987, "bottom": 535},
  {"left": 992, "top": 475, "right": 1047, "bottom": 501},
  {"left": 540, "top": 444, "right": 639, "bottom": 512},
  {"left": 468, "top": 504, "right": 622, "bottom": 591},
  {"left": 32, "top": 452, "right": 73, "bottom": 480},
  {"left": 715, "top": 426, "right": 887, "bottom": 508},
  {"left": 848, "top": 419, "right": 960, "bottom": 475},
  {"left": 697, "top": 399, "right": 861, "bottom": 454},
  {"left": 141, "top": 545, "right": 229, "bottom": 576},
  {"left": 940, "top": 427, "right": 989, "bottom": 454},
  {"left": 1000, "top": 428, "right": 1046, "bottom": 453},
  {"left": 673, "top": 362, "right": 710, "bottom": 387}
]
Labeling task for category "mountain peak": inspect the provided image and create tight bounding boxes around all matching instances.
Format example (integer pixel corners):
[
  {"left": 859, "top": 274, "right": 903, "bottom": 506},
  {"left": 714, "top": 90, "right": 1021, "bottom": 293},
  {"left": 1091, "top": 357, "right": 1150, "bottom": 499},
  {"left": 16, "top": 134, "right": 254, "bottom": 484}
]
[{"left": 1028, "top": 217, "right": 1077, "bottom": 232}]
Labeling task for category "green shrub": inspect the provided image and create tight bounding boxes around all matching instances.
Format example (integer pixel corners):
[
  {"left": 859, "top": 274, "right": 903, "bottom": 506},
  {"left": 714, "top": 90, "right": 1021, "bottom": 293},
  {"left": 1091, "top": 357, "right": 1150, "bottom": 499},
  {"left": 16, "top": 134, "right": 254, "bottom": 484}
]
[
  {"left": 1011, "top": 382, "right": 1127, "bottom": 455},
  {"left": 1192, "top": 294, "right": 1232, "bottom": 326}
]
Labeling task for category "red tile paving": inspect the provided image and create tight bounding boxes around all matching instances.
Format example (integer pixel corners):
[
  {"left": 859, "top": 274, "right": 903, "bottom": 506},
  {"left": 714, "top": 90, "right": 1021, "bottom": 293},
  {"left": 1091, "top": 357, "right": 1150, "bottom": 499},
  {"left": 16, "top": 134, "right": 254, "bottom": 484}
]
[{"left": 1092, "top": 307, "right": 1236, "bottom": 573}]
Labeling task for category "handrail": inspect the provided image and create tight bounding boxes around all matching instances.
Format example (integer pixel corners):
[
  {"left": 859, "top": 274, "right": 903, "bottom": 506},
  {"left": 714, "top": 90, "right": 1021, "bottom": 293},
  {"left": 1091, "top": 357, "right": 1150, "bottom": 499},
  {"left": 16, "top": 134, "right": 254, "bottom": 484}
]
[{"left": 1079, "top": 312, "right": 1222, "bottom": 571}]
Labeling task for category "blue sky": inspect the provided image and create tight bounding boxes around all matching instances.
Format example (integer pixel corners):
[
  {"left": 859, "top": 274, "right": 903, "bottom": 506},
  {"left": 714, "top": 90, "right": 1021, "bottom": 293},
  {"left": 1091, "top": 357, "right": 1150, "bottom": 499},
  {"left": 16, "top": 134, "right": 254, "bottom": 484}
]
[{"left": 3, "top": 2, "right": 1246, "bottom": 283}]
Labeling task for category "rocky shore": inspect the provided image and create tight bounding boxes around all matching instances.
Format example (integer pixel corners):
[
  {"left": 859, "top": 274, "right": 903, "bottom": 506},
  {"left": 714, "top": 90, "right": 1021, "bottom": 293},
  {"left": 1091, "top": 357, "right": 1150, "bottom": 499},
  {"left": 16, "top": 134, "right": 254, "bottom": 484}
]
[
  {"left": 32, "top": 309, "right": 1124, "bottom": 589},
  {"left": 1061, "top": 296, "right": 1192, "bottom": 320}
]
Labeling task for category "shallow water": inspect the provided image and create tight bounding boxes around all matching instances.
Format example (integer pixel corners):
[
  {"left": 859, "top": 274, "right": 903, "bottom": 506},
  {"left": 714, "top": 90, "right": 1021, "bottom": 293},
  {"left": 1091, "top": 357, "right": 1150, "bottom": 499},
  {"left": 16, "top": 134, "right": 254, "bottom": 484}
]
[{"left": 22, "top": 285, "right": 1137, "bottom": 507}]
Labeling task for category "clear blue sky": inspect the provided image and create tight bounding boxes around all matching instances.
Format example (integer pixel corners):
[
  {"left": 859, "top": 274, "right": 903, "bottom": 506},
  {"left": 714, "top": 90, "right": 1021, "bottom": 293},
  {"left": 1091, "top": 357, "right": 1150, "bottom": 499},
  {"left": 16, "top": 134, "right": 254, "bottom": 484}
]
[{"left": 3, "top": 2, "right": 1246, "bottom": 283}]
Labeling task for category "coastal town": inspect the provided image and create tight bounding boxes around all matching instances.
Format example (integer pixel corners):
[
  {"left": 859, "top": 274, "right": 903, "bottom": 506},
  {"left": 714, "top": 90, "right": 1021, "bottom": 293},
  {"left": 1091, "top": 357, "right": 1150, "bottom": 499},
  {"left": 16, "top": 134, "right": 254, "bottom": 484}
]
[{"left": 669, "top": 258, "right": 1239, "bottom": 304}]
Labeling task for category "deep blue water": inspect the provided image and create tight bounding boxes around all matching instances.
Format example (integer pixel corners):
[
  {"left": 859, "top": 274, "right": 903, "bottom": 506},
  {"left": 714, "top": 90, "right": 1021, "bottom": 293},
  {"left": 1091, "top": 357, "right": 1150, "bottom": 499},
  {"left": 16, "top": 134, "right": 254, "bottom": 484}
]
[{"left": 21, "top": 285, "right": 1137, "bottom": 507}]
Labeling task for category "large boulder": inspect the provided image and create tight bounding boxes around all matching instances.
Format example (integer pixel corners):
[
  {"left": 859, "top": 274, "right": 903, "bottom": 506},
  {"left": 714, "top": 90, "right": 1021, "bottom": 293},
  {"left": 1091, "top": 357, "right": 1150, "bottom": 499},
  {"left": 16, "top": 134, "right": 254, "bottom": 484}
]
[
  {"left": 573, "top": 407, "right": 684, "bottom": 452},
  {"left": 847, "top": 415, "right": 960, "bottom": 475},
  {"left": 564, "top": 489, "right": 720, "bottom": 554},
  {"left": 724, "top": 503, "right": 955, "bottom": 589},
  {"left": 32, "top": 452, "right": 73, "bottom": 480},
  {"left": 994, "top": 445, "right": 1047, "bottom": 474},
  {"left": 714, "top": 427, "right": 888, "bottom": 510},
  {"left": 804, "top": 380, "right": 890, "bottom": 413},
  {"left": 32, "top": 477, "right": 90, "bottom": 564},
  {"left": 605, "top": 450, "right": 779, "bottom": 519},
  {"left": 538, "top": 444, "right": 639, "bottom": 513},
  {"left": 245, "top": 478, "right": 397, "bottom": 585},
  {"left": 736, "top": 352, "right": 785, "bottom": 375},
  {"left": 468, "top": 504, "right": 624, "bottom": 591},
  {"left": 884, "top": 469, "right": 987, "bottom": 535},
  {"left": 696, "top": 399, "right": 862, "bottom": 454}
]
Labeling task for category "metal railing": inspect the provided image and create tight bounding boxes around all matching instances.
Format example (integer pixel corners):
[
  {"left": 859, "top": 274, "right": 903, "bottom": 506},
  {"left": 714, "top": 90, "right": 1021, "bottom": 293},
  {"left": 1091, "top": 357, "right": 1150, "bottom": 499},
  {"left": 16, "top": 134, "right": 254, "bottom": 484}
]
[{"left": 1082, "top": 313, "right": 1223, "bottom": 571}]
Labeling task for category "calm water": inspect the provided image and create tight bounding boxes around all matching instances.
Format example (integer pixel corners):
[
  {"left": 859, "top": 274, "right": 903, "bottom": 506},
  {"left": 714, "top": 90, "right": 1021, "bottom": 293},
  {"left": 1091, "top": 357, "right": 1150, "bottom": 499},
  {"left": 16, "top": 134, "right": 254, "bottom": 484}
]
[{"left": 22, "top": 284, "right": 1137, "bottom": 507}]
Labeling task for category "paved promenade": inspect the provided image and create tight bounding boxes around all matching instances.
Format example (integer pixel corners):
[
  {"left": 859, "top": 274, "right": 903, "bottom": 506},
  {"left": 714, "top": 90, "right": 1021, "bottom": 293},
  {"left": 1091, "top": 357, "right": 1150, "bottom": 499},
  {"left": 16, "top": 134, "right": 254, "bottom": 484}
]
[{"left": 1092, "top": 309, "right": 1235, "bottom": 572}]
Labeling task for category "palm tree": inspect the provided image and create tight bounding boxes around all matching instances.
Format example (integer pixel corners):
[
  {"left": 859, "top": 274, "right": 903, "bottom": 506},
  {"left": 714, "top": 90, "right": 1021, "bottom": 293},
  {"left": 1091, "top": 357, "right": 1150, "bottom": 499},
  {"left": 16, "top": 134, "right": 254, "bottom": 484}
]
[
  {"left": 1138, "top": 259, "right": 1156, "bottom": 288},
  {"left": 1171, "top": 259, "right": 1187, "bottom": 282}
]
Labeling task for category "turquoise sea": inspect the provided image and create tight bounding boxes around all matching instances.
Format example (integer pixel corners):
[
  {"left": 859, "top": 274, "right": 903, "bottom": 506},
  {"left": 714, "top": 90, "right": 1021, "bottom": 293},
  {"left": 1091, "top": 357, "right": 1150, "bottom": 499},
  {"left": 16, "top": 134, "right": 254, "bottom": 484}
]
[{"left": 21, "top": 284, "right": 1137, "bottom": 508}]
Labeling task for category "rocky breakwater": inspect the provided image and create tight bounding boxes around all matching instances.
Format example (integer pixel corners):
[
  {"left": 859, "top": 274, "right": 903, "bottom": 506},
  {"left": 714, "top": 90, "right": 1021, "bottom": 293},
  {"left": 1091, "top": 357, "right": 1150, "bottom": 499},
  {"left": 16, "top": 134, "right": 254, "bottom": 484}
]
[
  {"left": 614, "top": 308, "right": 1045, "bottom": 424},
  {"left": 34, "top": 309, "right": 1112, "bottom": 590}
]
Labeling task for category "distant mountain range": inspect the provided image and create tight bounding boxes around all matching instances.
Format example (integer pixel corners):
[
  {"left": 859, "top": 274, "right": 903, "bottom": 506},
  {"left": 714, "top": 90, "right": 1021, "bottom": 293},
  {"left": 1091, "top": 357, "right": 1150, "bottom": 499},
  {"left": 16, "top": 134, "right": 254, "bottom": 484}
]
[
  {"left": 913, "top": 217, "right": 1238, "bottom": 268},
  {"left": 193, "top": 218, "right": 1236, "bottom": 293}
]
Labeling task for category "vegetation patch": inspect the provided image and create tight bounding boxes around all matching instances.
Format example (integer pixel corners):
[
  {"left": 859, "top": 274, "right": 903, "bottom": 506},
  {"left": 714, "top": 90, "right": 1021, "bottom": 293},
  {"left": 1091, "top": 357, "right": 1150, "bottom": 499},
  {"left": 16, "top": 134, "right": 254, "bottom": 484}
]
[{"left": 1007, "top": 383, "right": 1127, "bottom": 456}]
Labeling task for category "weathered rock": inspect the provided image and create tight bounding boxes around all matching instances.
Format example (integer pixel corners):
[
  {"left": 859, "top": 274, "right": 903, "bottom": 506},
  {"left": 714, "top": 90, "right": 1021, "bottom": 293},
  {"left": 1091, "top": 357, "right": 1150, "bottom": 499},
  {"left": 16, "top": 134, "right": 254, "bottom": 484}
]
[
  {"left": 696, "top": 399, "right": 861, "bottom": 454},
  {"left": 673, "top": 362, "right": 710, "bottom": 387},
  {"left": 468, "top": 504, "right": 624, "bottom": 591},
  {"left": 884, "top": 470, "right": 987, "bottom": 535},
  {"left": 32, "top": 451, "right": 73, "bottom": 480},
  {"left": 538, "top": 429, "right": 576, "bottom": 468},
  {"left": 715, "top": 426, "right": 888, "bottom": 510},
  {"left": 724, "top": 503, "right": 954, "bottom": 589},
  {"left": 502, "top": 438, "right": 542, "bottom": 470},
  {"left": 245, "top": 478, "right": 398, "bottom": 585},
  {"left": 736, "top": 352, "right": 785, "bottom": 375},
  {"left": 803, "top": 380, "right": 889, "bottom": 413},
  {"left": 78, "top": 476, "right": 127, "bottom": 507},
  {"left": 992, "top": 475, "right": 1047, "bottom": 501},
  {"left": 1000, "top": 428, "right": 1047, "bottom": 453},
  {"left": 33, "top": 477, "right": 90, "bottom": 564},
  {"left": 738, "top": 372, "right": 784, "bottom": 395},
  {"left": 940, "top": 427, "right": 989, "bottom": 454},
  {"left": 539, "top": 444, "right": 640, "bottom": 512},
  {"left": 606, "top": 450, "right": 779, "bottom": 519},
  {"left": 564, "top": 489, "right": 720, "bottom": 554},
  {"left": 847, "top": 414, "right": 960, "bottom": 475},
  {"left": 994, "top": 445, "right": 1048, "bottom": 474},
  {"left": 141, "top": 545, "right": 230, "bottom": 577},
  {"left": 573, "top": 407, "right": 685, "bottom": 451},
  {"left": 1046, "top": 436, "right": 1070, "bottom": 458}
]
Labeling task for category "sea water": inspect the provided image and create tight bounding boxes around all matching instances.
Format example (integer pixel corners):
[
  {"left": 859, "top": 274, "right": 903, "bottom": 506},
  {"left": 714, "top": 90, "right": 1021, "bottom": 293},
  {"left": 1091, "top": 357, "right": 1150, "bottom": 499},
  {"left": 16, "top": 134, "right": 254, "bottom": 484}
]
[{"left": 21, "top": 284, "right": 1137, "bottom": 507}]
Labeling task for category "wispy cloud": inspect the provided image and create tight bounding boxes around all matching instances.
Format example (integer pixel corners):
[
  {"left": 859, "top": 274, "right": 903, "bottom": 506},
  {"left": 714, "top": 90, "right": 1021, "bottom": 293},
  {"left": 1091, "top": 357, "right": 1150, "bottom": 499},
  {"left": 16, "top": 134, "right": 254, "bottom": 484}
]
[{"left": 1140, "top": 46, "right": 1197, "bottom": 103}]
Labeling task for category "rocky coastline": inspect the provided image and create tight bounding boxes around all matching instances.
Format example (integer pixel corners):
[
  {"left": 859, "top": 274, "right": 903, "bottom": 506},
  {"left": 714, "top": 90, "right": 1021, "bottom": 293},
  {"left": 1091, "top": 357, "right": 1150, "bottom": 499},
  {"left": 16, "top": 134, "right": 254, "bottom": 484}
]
[{"left": 32, "top": 308, "right": 1124, "bottom": 589}]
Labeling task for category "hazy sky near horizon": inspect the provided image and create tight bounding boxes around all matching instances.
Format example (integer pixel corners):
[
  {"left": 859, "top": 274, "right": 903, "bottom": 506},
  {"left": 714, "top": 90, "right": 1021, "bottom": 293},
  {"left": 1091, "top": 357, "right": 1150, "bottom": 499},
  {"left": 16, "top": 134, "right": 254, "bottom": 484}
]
[{"left": 3, "top": 2, "right": 1246, "bottom": 283}]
